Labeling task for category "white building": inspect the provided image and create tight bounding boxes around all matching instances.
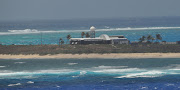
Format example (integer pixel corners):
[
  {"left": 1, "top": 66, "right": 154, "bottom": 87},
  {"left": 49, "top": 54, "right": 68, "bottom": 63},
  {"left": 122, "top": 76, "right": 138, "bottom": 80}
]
[
  {"left": 70, "top": 26, "right": 129, "bottom": 45},
  {"left": 90, "top": 26, "right": 96, "bottom": 38}
]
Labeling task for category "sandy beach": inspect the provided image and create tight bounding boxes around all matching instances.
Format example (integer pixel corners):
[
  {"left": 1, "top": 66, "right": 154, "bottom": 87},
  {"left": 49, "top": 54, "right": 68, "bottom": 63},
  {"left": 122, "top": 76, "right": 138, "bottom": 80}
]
[{"left": 0, "top": 53, "right": 180, "bottom": 59}]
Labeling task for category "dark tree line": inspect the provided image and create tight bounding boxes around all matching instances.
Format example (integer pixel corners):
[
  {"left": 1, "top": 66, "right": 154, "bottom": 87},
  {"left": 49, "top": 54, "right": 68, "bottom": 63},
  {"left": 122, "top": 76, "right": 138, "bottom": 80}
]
[
  {"left": 81, "top": 32, "right": 90, "bottom": 38},
  {"left": 139, "top": 34, "right": 162, "bottom": 43},
  {"left": 59, "top": 32, "right": 90, "bottom": 46}
]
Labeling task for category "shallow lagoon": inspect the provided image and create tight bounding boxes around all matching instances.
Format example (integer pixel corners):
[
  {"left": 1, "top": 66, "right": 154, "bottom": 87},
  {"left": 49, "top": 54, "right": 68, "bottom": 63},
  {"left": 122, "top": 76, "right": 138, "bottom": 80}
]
[{"left": 1, "top": 17, "right": 180, "bottom": 45}]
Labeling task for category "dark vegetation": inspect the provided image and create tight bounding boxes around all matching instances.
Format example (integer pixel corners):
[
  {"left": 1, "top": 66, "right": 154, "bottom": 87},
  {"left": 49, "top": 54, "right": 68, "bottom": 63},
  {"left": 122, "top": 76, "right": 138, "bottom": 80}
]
[
  {"left": 0, "top": 44, "right": 180, "bottom": 55},
  {"left": 139, "top": 34, "right": 162, "bottom": 43},
  {"left": 0, "top": 33, "right": 179, "bottom": 55}
]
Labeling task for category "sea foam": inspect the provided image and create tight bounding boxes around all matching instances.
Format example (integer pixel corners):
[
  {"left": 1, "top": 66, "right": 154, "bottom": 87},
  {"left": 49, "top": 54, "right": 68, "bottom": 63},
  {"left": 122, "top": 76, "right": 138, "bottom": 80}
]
[
  {"left": 93, "top": 68, "right": 144, "bottom": 73},
  {"left": 92, "top": 65, "right": 128, "bottom": 69},
  {"left": 0, "top": 66, "right": 6, "bottom": 68},
  {"left": 67, "top": 63, "right": 78, "bottom": 65},
  {"left": 115, "top": 70, "right": 165, "bottom": 78},
  {"left": 8, "top": 83, "right": 21, "bottom": 87},
  {"left": 27, "top": 81, "right": 34, "bottom": 84},
  {"left": 97, "top": 27, "right": 180, "bottom": 31},
  {"left": 14, "top": 62, "right": 26, "bottom": 64},
  {"left": 0, "top": 27, "right": 180, "bottom": 35},
  {"left": 8, "top": 29, "right": 38, "bottom": 33},
  {"left": 0, "top": 69, "right": 74, "bottom": 77}
]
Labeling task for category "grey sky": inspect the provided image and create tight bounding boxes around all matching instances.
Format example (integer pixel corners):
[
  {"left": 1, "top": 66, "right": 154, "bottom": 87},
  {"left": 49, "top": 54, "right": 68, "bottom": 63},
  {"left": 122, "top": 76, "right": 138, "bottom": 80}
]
[{"left": 0, "top": 0, "right": 180, "bottom": 21}]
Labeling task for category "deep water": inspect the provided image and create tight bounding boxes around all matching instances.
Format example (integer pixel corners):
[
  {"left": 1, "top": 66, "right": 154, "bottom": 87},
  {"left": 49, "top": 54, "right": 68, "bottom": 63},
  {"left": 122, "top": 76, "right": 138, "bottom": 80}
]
[
  {"left": 0, "top": 58, "right": 180, "bottom": 89},
  {"left": 0, "top": 17, "right": 180, "bottom": 45}
]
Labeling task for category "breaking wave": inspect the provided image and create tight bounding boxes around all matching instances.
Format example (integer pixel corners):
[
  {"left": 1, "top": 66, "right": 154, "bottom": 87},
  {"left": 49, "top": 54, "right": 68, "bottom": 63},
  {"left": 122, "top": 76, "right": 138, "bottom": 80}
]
[
  {"left": 0, "top": 27, "right": 180, "bottom": 35},
  {"left": 115, "top": 70, "right": 165, "bottom": 78},
  {"left": 1, "top": 66, "right": 180, "bottom": 79},
  {"left": 1, "top": 64, "right": 180, "bottom": 79},
  {"left": 67, "top": 63, "right": 78, "bottom": 65},
  {"left": 97, "top": 27, "right": 180, "bottom": 31},
  {"left": 0, "top": 69, "right": 74, "bottom": 78},
  {"left": 8, "top": 83, "right": 21, "bottom": 87},
  {"left": 14, "top": 62, "right": 26, "bottom": 64},
  {"left": 0, "top": 66, "right": 6, "bottom": 68},
  {"left": 8, "top": 29, "right": 39, "bottom": 33}
]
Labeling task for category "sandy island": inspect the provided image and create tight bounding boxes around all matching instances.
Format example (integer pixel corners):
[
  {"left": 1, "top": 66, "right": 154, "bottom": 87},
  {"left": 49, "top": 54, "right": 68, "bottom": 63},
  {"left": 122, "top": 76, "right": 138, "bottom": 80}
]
[{"left": 0, "top": 53, "right": 180, "bottom": 59}]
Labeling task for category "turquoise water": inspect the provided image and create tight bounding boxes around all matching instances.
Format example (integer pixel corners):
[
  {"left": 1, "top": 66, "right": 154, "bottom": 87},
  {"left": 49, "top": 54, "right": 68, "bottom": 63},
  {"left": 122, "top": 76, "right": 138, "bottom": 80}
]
[
  {"left": 1, "top": 17, "right": 180, "bottom": 89},
  {"left": 1, "top": 28, "right": 180, "bottom": 45},
  {"left": 0, "top": 58, "right": 180, "bottom": 89},
  {"left": 0, "top": 17, "right": 180, "bottom": 45}
]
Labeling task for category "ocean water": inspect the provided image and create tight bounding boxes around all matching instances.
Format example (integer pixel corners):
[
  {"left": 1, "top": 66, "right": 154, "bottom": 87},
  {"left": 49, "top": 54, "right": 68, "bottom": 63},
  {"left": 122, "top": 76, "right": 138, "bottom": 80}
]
[
  {"left": 0, "top": 17, "right": 180, "bottom": 45},
  {"left": 1, "top": 17, "right": 180, "bottom": 89},
  {"left": 0, "top": 58, "right": 180, "bottom": 89}
]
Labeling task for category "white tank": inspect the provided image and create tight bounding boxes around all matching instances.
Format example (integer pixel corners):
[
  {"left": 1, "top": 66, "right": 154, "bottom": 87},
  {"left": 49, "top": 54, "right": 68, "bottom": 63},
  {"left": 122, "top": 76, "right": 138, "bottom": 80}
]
[
  {"left": 90, "top": 26, "right": 96, "bottom": 38},
  {"left": 90, "top": 26, "right": 96, "bottom": 31}
]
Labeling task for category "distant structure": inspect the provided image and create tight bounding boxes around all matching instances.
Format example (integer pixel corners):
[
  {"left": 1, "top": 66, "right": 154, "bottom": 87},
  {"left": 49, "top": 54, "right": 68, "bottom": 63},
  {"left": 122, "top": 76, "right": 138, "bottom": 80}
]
[
  {"left": 70, "top": 26, "right": 129, "bottom": 45},
  {"left": 90, "top": 26, "right": 96, "bottom": 38}
]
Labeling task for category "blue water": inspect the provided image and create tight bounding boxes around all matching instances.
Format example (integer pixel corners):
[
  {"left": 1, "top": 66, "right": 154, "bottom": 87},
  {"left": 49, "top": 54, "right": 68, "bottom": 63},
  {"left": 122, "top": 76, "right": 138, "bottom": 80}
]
[
  {"left": 1, "top": 17, "right": 180, "bottom": 89},
  {"left": 0, "top": 58, "right": 180, "bottom": 89},
  {"left": 0, "top": 17, "right": 180, "bottom": 45}
]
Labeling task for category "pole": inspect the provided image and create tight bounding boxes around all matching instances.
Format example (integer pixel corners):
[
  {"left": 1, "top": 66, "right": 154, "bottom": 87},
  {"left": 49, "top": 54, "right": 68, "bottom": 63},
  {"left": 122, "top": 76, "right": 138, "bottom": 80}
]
[{"left": 41, "top": 32, "right": 42, "bottom": 45}]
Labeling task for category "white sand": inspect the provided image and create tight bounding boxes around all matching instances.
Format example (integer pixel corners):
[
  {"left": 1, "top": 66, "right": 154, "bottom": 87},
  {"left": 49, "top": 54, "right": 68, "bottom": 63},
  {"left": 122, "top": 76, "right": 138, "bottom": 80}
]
[{"left": 0, "top": 53, "right": 180, "bottom": 59}]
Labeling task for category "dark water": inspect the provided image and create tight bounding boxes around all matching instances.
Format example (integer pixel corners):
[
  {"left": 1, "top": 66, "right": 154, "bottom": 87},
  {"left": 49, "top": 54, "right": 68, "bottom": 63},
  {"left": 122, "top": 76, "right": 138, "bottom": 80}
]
[
  {"left": 0, "top": 58, "right": 180, "bottom": 89},
  {"left": 0, "top": 17, "right": 180, "bottom": 45}
]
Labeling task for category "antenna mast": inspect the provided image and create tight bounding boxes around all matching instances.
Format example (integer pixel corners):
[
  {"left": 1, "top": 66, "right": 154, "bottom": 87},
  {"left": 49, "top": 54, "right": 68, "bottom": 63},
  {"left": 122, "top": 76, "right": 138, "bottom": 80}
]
[{"left": 41, "top": 32, "right": 42, "bottom": 45}]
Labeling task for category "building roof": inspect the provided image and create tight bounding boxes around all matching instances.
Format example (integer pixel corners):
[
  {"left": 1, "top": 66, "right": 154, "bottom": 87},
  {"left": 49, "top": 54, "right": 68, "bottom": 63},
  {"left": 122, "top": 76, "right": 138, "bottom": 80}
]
[
  {"left": 99, "top": 34, "right": 111, "bottom": 40},
  {"left": 70, "top": 34, "right": 128, "bottom": 41},
  {"left": 70, "top": 38, "right": 103, "bottom": 41},
  {"left": 109, "top": 35, "right": 125, "bottom": 38},
  {"left": 110, "top": 37, "right": 128, "bottom": 40}
]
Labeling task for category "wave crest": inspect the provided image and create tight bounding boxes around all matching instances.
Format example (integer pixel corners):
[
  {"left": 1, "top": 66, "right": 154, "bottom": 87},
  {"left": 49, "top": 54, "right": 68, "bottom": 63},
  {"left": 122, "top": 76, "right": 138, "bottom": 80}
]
[
  {"left": 97, "top": 27, "right": 180, "bottom": 31},
  {"left": 115, "top": 70, "right": 165, "bottom": 78},
  {"left": 8, "top": 29, "right": 39, "bottom": 33},
  {"left": 0, "top": 27, "right": 180, "bottom": 35}
]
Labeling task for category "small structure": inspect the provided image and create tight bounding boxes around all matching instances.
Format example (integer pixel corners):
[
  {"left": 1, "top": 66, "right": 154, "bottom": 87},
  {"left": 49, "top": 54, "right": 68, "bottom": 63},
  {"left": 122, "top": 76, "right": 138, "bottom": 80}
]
[
  {"left": 70, "top": 26, "right": 129, "bottom": 45},
  {"left": 90, "top": 26, "right": 96, "bottom": 38}
]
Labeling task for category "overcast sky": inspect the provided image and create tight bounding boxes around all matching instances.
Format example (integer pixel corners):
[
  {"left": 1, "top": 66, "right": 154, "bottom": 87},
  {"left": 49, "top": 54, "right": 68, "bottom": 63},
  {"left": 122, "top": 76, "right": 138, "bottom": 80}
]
[{"left": 0, "top": 0, "right": 180, "bottom": 21}]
